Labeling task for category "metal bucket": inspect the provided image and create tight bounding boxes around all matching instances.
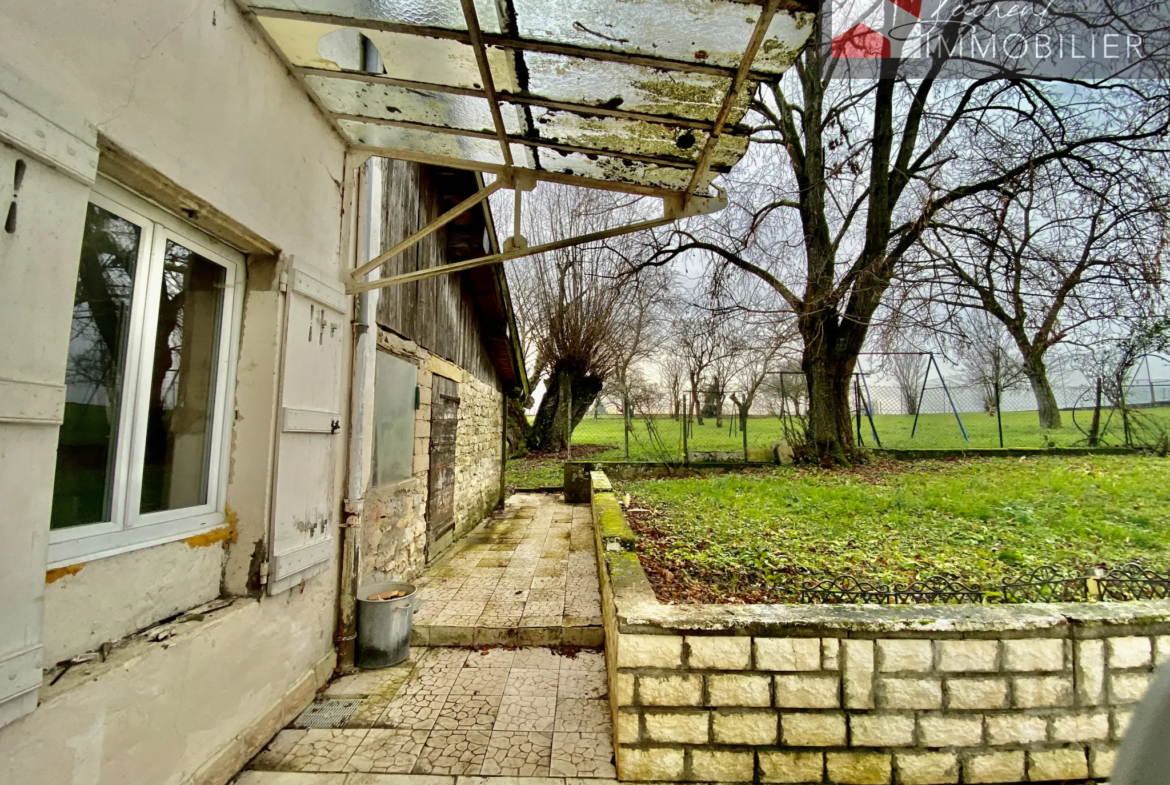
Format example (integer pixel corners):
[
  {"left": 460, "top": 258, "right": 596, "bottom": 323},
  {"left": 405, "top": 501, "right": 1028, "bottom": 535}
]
[{"left": 355, "top": 581, "right": 418, "bottom": 669}]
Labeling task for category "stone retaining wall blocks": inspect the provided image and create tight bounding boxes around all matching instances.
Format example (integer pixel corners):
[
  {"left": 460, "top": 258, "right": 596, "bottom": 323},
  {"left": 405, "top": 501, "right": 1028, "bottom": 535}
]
[
  {"left": 964, "top": 750, "right": 1025, "bottom": 783},
  {"left": 619, "top": 634, "right": 683, "bottom": 668},
  {"left": 1108, "top": 636, "right": 1152, "bottom": 669},
  {"left": 590, "top": 469, "right": 1165, "bottom": 785},
  {"left": 759, "top": 751, "right": 824, "bottom": 784},
  {"left": 687, "top": 635, "right": 750, "bottom": 670},
  {"left": 755, "top": 638, "right": 821, "bottom": 672},
  {"left": 618, "top": 747, "right": 684, "bottom": 780},
  {"left": 708, "top": 674, "right": 772, "bottom": 707},
  {"left": 713, "top": 710, "right": 779, "bottom": 745},
  {"left": 936, "top": 640, "right": 999, "bottom": 672},
  {"left": 849, "top": 714, "right": 915, "bottom": 748},
  {"left": 1027, "top": 748, "right": 1088, "bottom": 781},
  {"left": 877, "top": 640, "right": 933, "bottom": 673},
  {"left": 1012, "top": 675, "right": 1073, "bottom": 708},
  {"left": 944, "top": 677, "right": 1008, "bottom": 710},
  {"left": 917, "top": 715, "right": 984, "bottom": 747},
  {"left": 781, "top": 713, "right": 848, "bottom": 746},
  {"left": 1111, "top": 672, "right": 1152, "bottom": 703},
  {"left": 893, "top": 751, "right": 959, "bottom": 785},
  {"left": 1002, "top": 638, "right": 1064, "bottom": 672},
  {"left": 826, "top": 751, "right": 892, "bottom": 785},
  {"left": 842, "top": 640, "right": 875, "bottom": 709},
  {"left": 1051, "top": 710, "right": 1110, "bottom": 742},
  {"left": 774, "top": 674, "right": 841, "bottom": 709},
  {"left": 986, "top": 714, "right": 1047, "bottom": 745},
  {"left": 876, "top": 677, "right": 943, "bottom": 710},
  {"left": 644, "top": 711, "right": 709, "bottom": 744},
  {"left": 638, "top": 673, "right": 703, "bottom": 706},
  {"left": 691, "top": 748, "right": 754, "bottom": 781}
]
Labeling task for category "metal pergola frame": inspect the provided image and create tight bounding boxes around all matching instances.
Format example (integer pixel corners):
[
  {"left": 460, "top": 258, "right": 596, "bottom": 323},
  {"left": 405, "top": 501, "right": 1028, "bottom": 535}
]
[{"left": 240, "top": 0, "right": 792, "bottom": 293}]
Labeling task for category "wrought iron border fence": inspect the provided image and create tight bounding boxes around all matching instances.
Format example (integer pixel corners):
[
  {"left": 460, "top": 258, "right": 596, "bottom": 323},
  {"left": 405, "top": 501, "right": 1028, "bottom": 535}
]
[{"left": 798, "top": 563, "right": 1170, "bottom": 605}]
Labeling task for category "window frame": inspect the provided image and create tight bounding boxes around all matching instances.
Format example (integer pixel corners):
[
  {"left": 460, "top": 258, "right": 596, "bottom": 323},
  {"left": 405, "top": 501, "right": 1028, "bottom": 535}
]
[{"left": 48, "top": 178, "right": 246, "bottom": 568}]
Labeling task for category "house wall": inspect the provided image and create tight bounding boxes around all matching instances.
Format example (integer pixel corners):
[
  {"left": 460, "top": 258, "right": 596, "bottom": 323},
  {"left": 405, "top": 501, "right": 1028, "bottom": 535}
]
[
  {"left": 0, "top": 0, "right": 352, "bottom": 781},
  {"left": 591, "top": 471, "right": 1159, "bottom": 785},
  {"left": 359, "top": 327, "right": 503, "bottom": 586}
]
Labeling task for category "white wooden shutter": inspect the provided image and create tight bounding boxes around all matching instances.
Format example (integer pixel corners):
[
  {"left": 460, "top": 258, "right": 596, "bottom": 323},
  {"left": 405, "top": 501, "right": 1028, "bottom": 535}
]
[{"left": 268, "top": 259, "right": 347, "bottom": 595}]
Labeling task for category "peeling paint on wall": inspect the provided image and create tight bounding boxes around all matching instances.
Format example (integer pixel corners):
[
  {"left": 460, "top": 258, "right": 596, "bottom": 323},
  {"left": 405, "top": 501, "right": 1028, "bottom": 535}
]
[{"left": 45, "top": 563, "right": 85, "bottom": 584}]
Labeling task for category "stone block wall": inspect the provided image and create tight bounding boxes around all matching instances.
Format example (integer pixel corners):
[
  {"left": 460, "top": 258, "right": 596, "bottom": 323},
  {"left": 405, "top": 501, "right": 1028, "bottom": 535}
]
[
  {"left": 360, "top": 328, "right": 502, "bottom": 584},
  {"left": 591, "top": 471, "right": 1168, "bottom": 785},
  {"left": 454, "top": 371, "right": 504, "bottom": 539}
]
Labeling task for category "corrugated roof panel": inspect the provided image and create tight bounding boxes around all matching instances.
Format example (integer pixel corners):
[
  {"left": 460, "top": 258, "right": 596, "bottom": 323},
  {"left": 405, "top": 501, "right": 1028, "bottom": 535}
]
[
  {"left": 246, "top": 0, "right": 816, "bottom": 195},
  {"left": 500, "top": 51, "right": 749, "bottom": 124},
  {"left": 309, "top": 75, "right": 524, "bottom": 133},
  {"left": 512, "top": 0, "right": 774, "bottom": 69},
  {"left": 250, "top": 0, "right": 504, "bottom": 33},
  {"left": 523, "top": 106, "right": 748, "bottom": 167},
  {"left": 340, "top": 119, "right": 533, "bottom": 166}
]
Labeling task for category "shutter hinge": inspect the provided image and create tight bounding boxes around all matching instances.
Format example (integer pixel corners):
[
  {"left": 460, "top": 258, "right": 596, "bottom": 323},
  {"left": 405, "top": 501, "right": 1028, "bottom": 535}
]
[{"left": 259, "top": 561, "right": 269, "bottom": 586}]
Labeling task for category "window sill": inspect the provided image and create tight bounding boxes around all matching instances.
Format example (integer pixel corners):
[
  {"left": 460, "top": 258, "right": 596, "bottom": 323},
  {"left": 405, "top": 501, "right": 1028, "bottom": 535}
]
[{"left": 46, "top": 510, "right": 226, "bottom": 569}]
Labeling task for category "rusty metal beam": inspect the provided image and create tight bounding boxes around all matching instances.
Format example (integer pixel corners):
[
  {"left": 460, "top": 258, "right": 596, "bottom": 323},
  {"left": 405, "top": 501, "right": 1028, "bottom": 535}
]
[
  {"left": 250, "top": 7, "right": 782, "bottom": 82},
  {"left": 332, "top": 112, "right": 702, "bottom": 170},
  {"left": 683, "top": 0, "right": 780, "bottom": 202},
  {"left": 349, "top": 176, "right": 508, "bottom": 282},
  {"left": 297, "top": 67, "right": 718, "bottom": 132},
  {"left": 459, "top": 0, "right": 514, "bottom": 169},
  {"left": 347, "top": 213, "right": 677, "bottom": 294}
]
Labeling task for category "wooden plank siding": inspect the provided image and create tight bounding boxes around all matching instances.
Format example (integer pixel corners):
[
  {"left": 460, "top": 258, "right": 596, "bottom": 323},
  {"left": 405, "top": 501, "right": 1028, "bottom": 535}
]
[{"left": 375, "top": 158, "right": 502, "bottom": 390}]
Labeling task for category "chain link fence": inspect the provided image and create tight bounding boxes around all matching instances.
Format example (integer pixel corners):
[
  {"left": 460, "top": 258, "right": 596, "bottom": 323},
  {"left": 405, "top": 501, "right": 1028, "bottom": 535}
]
[{"left": 569, "top": 361, "right": 1170, "bottom": 460}]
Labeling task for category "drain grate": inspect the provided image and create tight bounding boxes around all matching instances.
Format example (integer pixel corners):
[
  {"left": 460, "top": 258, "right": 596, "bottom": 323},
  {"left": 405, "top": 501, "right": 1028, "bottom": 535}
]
[{"left": 290, "top": 698, "right": 364, "bottom": 729}]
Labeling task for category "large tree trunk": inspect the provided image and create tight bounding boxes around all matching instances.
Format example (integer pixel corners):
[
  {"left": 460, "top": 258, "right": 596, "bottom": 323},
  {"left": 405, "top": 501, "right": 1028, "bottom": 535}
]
[
  {"left": 506, "top": 397, "right": 531, "bottom": 457},
  {"left": 800, "top": 317, "right": 858, "bottom": 465},
  {"left": 527, "top": 359, "right": 603, "bottom": 452},
  {"left": 1021, "top": 352, "right": 1063, "bottom": 430}
]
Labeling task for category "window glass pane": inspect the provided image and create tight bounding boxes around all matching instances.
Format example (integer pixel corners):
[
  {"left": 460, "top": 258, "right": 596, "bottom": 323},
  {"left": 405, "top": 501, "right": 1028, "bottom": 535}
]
[
  {"left": 140, "top": 240, "right": 226, "bottom": 513},
  {"left": 373, "top": 351, "right": 417, "bottom": 486},
  {"left": 51, "top": 204, "right": 141, "bottom": 529}
]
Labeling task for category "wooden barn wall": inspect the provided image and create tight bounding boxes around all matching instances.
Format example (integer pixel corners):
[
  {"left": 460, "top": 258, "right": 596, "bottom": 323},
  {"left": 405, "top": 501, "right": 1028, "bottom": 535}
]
[{"left": 375, "top": 159, "right": 501, "bottom": 390}]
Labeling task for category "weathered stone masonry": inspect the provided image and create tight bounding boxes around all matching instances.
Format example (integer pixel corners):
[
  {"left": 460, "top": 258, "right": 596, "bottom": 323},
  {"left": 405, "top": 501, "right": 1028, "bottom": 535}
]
[
  {"left": 591, "top": 471, "right": 1166, "bottom": 784},
  {"left": 359, "top": 328, "right": 503, "bottom": 585}
]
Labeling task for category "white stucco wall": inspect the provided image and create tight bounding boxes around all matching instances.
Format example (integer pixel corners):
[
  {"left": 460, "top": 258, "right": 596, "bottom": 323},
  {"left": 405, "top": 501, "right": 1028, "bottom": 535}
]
[{"left": 0, "top": 0, "right": 352, "bottom": 781}]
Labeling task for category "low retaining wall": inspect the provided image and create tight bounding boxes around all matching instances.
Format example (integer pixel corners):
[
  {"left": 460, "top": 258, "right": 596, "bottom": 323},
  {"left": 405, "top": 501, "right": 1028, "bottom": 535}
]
[{"left": 590, "top": 470, "right": 1168, "bottom": 784}]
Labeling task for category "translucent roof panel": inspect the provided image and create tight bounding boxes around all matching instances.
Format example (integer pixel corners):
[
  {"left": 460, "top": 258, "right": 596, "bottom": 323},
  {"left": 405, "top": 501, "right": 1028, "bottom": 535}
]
[
  {"left": 495, "top": 52, "right": 752, "bottom": 125},
  {"left": 522, "top": 106, "right": 748, "bottom": 168},
  {"left": 537, "top": 148, "right": 706, "bottom": 192},
  {"left": 511, "top": 0, "right": 811, "bottom": 71},
  {"left": 247, "top": 1, "right": 816, "bottom": 194},
  {"left": 308, "top": 75, "right": 524, "bottom": 134},
  {"left": 260, "top": 17, "right": 515, "bottom": 91},
  {"left": 340, "top": 120, "right": 534, "bottom": 167},
  {"left": 249, "top": 0, "right": 504, "bottom": 34}
]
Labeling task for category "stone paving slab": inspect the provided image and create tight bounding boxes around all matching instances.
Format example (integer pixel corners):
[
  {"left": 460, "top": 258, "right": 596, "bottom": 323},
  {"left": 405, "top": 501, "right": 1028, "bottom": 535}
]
[
  {"left": 412, "top": 495, "right": 603, "bottom": 648},
  {"left": 235, "top": 773, "right": 619, "bottom": 785},
  {"left": 250, "top": 647, "right": 614, "bottom": 780}
]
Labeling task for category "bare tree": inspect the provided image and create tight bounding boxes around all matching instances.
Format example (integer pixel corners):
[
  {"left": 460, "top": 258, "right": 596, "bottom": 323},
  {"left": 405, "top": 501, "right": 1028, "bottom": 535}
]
[
  {"left": 622, "top": 6, "right": 1170, "bottom": 462},
  {"left": 505, "top": 183, "right": 663, "bottom": 451},
  {"left": 910, "top": 160, "right": 1168, "bottom": 429},
  {"left": 952, "top": 314, "right": 1028, "bottom": 416}
]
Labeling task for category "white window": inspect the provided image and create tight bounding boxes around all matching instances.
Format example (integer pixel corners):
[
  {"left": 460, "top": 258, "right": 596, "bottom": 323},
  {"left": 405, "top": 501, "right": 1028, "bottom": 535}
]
[
  {"left": 48, "top": 178, "right": 244, "bottom": 567},
  {"left": 372, "top": 350, "right": 418, "bottom": 487}
]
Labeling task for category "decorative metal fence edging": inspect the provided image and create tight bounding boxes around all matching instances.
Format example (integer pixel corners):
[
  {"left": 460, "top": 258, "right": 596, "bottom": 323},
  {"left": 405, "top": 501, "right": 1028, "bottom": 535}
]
[{"left": 798, "top": 563, "right": 1170, "bottom": 605}]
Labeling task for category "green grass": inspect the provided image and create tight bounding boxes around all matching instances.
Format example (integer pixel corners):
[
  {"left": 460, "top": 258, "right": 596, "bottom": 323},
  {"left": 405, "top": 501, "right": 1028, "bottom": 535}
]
[
  {"left": 622, "top": 455, "right": 1170, "bottom": 603},
  {"left": 506, "top": 445, "right": 624, "bottom": 489},
  {"left": 569, "top": 407, "right": 1170, "bottom": 458}
]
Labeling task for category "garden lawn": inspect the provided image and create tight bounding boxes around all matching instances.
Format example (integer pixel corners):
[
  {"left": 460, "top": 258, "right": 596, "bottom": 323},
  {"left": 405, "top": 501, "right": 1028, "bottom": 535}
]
[
  {"left": 622, "top": 455, "right": 1170, "bottom": 603},
  {"left": 570, "top": 406, "right": 1170, "bottom": 456},
  {"left": 506, "top": 444, "right": 622, "bottom": 489}
]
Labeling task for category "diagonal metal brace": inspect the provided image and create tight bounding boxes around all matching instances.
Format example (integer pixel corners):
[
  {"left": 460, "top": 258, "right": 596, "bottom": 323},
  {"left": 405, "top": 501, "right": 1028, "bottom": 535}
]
[
  {"left": 347, "top": 187, "right": 726, "bottom": 295},
  {"left": 348, "top": 175, "right": 509, "bottom": 285}
]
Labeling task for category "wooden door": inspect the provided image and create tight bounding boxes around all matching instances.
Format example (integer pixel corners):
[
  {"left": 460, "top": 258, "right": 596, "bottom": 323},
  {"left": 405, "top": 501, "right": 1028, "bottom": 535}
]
[{"left": 426, "top": 376, "right": 459, "bottom": 560}]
